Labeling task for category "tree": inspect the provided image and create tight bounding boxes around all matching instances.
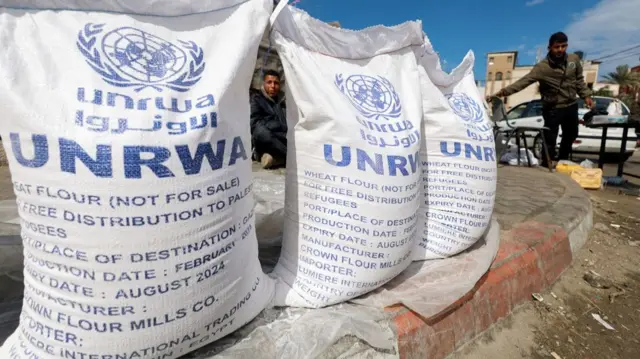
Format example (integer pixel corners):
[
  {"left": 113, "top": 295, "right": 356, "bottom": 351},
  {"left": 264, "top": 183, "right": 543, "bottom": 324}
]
[
  {"left": 593, "top": 87, "right": 614, "bottom": 97},
  {"left": 602, "top": 65, "right": 640, "bottom": 93}
]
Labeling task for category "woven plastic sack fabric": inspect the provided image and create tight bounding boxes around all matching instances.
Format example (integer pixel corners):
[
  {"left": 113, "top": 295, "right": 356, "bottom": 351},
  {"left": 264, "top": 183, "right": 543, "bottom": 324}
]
[
  {"left": 0, "top": 0, "right": 275, "bottom": 357},
  {"left": 269, "top": 6, "right": 424, "bottom": 308},
  {"left": 412, "top": 37, "right": 497, "bottom": 260}
]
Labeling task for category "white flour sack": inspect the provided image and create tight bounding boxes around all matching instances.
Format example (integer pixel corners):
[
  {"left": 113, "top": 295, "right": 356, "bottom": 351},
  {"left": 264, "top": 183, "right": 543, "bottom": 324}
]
[
  {"left": 269, "top": 7, "right": 424, "bottom": 308},
  {"left": 0, "top": 0, "right": 274, "bottom": 357},
  {"left": 412, "top": 38, "right": 497, "bottom": 260}
]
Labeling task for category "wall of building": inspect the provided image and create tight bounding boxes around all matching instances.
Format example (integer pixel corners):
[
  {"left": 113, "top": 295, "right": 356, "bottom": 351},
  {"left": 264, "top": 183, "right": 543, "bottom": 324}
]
[
  {"left": 505, "top": 65, "right": 541, "bottom": 108},
  {"left": 485, "top": 52, "right": 516, "bottom": 97}
]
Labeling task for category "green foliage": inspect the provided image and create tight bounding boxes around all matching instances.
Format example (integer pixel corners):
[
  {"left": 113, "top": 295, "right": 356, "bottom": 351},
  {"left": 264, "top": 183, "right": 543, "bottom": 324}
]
[
  {"left": 603, "top": 65, "right": 640, "bottom": 88},
  {"left": 593, "top": 87, "right": 614, "bottom": 97}
]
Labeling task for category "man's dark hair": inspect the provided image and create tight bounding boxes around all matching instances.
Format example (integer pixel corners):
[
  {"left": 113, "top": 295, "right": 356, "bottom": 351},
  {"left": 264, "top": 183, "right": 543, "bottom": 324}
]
[
  {"left": 549, "top": 32, "right": 568, "bottom": 46},
  {"left": 263, "top": 69, "right": 280, "bottom": 80}
]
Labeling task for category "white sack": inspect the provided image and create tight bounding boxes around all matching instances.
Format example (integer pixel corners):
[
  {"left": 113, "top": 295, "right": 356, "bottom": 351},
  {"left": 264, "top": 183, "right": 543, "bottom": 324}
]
[
  {"left": 412, "top": 37, "right": 497, "bottom": 260},
  {"left": 501, "top": 148, "right": 539, "bottom": 167},
  {"left": 0, "top": 1, "right": 274, "bottom": 358},
  {"left": 606, "top": 99, "right": 623, "bottom": 116},
  {"left": 270, "top": 7, "right": 424, "bottom": 308}
]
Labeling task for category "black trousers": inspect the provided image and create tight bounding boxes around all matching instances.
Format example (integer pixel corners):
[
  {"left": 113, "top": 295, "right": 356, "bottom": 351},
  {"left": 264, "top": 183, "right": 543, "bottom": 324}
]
[
  {"left": 542, "top": 103, "right": 579, "bottom": 163},
  {"left": 252, "top": 125, "right": 287, "bottom": 160}
]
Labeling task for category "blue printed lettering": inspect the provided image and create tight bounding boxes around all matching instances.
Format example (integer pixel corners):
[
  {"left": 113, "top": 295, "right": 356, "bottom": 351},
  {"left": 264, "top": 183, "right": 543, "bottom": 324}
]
[
  {"left": 324, "top": 144, "right": 419, "bottom": 176},
  {"left": 10, "top": 133, "right": 248, "bottom": 179},
  {"left": 440, "top": 141, "right": 496, "bottom": 162},
  {"left": 124, "top": 145, "right": 174, "bottom": 178},
  {"left": 10, "top": 133, "right": 48, "bottom": 168},
  {"left": 130, "top": 309, "right": 188, "bottom": 331},
  {"left": 59, "top": 138, "right": 113, "bottom": 177},
  {"left": 175, "top": 141, "right": 225, "bottom": 175},
  {"left": 77, "top": 88, "right": 215, "bottom": 112}
]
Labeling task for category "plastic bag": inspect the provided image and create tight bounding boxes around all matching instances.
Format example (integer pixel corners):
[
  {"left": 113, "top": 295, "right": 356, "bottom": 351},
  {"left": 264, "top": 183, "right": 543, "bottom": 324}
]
[
  {"left": 500, "top": 148, "right": 539, "bottom": 166},
  {"left": 580, "top": 159, "right": 596, "bottom": 169}
]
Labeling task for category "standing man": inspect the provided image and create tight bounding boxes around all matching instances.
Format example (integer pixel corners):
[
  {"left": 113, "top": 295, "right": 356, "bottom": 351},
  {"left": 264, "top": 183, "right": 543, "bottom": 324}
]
[
  {"left": 488, "top": 32, "right": 593, "bottom": 167},
  {"left": 250, "top": 69, "right": 287, "bottom": 169}
]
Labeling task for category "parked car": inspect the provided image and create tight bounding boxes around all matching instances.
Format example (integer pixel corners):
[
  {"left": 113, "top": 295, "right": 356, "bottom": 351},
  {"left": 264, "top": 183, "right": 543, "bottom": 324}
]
[{"left": 495, "top": 96, "right": 637, "bottom": 162}]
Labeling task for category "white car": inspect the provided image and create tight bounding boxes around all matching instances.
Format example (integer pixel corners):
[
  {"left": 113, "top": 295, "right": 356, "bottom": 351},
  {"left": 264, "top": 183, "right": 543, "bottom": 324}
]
[{"left": 496, "top": 96, "right": 638, "bottom": 162}]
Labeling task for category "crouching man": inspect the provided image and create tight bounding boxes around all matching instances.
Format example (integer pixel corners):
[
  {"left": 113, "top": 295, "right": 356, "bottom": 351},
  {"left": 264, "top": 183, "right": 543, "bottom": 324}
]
[{"left": 250, "top": 70, "right": 287, "bottom": 169}]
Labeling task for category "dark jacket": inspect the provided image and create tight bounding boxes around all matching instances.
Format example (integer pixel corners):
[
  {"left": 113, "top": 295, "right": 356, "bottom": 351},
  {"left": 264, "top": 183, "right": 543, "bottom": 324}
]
[
  {"left": 498, "top": 53, "right": 592, "bottom": 108},
  {"left": 250, "top": 89, "right": 287, "bottom": 135}
]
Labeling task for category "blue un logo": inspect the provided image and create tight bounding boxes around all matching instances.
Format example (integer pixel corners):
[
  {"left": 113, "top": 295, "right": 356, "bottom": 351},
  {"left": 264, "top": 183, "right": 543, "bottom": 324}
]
[
  {"left": 76, "top": 23, "right": 205, "bottom": 92},
  {"left": 335, "top": 74, "right": 402, "bottom": 120},
  {"left": 446, "top": 92, "right": 492, "bottom": 140},
  {"left": 446, "top": 93, "right": 485, "bottom": 125}
]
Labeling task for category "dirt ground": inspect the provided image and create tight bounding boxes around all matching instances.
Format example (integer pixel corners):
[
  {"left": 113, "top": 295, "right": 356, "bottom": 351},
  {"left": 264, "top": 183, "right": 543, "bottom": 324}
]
[{"left": 452, "top": 185, "right": 640, "bottom": 359}]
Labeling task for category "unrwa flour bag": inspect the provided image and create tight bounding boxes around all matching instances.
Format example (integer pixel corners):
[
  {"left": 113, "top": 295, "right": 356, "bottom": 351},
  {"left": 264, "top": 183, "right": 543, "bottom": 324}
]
[
  {"left": 412, "top": 38, "right": 497, "bottom": 260},
  {"left": 269, "top": 6, "right": 423, "bottom": 308},
  {"left": 0, "top": 1, "right": 274, "bottom": 357}
]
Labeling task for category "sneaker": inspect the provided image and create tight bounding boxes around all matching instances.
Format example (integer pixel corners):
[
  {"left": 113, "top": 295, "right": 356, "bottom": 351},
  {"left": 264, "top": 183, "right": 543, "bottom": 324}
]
[
  {"left": 272, "top": 156, "right": 286, "bottom": 168},
  {"left": 261, "top": 153, "right": 274, "bottom": 169}
]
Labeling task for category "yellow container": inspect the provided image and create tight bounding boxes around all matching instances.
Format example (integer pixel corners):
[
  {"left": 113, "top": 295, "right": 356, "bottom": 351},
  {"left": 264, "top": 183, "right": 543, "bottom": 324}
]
[
  {"left": 570, "top": 168, "right": 603, "bottom": 190},
  {"left": 556, "top": 163, "right": 583, "bottom": 175}
]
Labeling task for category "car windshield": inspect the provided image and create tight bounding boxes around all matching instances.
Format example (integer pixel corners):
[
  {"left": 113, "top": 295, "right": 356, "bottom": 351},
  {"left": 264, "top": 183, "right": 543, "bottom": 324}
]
[
  {"left": 578, "top": 97, "right": 629, "bottom": 115},
  {"left": 507, "top": 103, "right": 528, "bottom": 120}
]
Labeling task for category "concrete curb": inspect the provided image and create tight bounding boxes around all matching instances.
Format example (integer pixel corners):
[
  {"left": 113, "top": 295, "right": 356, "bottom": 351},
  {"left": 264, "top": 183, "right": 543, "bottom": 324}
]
[{"left": 391, "top": 173, "right": 593, "bottom": 359}]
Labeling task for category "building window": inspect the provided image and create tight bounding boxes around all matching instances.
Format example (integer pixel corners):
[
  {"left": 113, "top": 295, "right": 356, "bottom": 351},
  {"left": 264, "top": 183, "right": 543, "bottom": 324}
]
[
  {"left": 495, "top": 72, "right": 503, "bottom": 81},
  {"left": 507, "top": 56, "right": 513, "bottom": 63},
  {"left": 488, "top": 56, "right": 494, "bottom": 64},
  {"left": 506, "top": 71, "right": 511, "bottom": 80},
  {"left": 487, "top": 72, "right": 493, "bottom": 80}
]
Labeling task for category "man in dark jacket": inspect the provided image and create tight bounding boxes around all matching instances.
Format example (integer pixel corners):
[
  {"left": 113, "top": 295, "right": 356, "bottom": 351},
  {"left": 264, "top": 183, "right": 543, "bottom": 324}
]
[
  {"left": 488, "top": 32, "right": 593, "bottom": 167},
  {"left": 250, "top": 69, "right": 287, "bottom": 169}
]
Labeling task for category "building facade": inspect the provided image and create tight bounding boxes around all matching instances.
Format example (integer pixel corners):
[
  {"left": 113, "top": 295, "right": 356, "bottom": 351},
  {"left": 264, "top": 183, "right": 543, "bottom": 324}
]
[{"left": 484, "top": 51, "right": 601, "bottom": 110}]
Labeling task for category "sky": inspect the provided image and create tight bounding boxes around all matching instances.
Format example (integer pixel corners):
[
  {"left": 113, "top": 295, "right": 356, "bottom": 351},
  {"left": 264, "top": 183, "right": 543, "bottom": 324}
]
[{"left": 295, "top": 0, "right": 640, "bottom": 82}]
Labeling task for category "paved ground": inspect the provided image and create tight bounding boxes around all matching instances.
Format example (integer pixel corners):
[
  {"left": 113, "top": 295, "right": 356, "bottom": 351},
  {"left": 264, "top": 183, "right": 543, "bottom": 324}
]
[
  {"left": 451, "top": 174, "right": 640, "bottom": 359},
  {"left": 493, "top": 166, "right": 566, "bottom": 230}
]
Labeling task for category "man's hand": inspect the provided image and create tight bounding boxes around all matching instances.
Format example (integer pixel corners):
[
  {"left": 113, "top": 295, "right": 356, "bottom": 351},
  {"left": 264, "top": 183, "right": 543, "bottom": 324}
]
[
  {"left": 485, "top": 94, "right": 499, "bottom": 103},
  {"left": 585, "top": 96, "right": 594, "bottom": 109}
]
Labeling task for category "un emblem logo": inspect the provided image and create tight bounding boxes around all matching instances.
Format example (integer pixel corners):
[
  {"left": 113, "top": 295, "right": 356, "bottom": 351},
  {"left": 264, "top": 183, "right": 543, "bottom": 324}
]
[
  {"left": 76, "top": 23, "right": 205, "bottom": 92},
  {"left": 335, "top": 74, "right": 402, "bottom": 120},
  {"left": 446, "top": 93, "right": 492, "bottom": 137},
  {"left": 446, "top": 93, "right": 486, "bottom": 124}
]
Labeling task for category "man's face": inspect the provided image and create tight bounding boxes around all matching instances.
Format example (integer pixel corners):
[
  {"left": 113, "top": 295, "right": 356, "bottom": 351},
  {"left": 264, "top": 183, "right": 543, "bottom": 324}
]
[
  {"left": 549, "top": 41, "right": 568, "bottom": 59},
  {"left": 263, "top": 75, "right": 281, "bottom": 98}
]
